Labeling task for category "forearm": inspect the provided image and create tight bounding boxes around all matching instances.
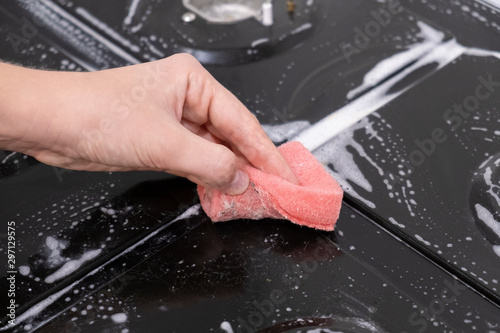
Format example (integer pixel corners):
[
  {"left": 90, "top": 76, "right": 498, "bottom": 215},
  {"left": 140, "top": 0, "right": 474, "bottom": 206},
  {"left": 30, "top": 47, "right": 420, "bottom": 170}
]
[
  {"left": 0, "top": 63, "right": 84, "bottom": 156},
  {"left": 1, "top": 63, "right": 52, "bottom": 153}
]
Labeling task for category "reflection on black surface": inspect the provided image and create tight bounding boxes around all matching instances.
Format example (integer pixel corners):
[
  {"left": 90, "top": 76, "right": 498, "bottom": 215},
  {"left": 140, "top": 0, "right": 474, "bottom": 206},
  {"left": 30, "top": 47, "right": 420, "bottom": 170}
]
[
  {"left": 258, "top": 316, "right": 383, "bottom": 333},
  {"left": 35, "top": 211, "right": 448, "bottom": 333},
  {"left": 0, "top": 151, "right": 39, "bottom": 179},
  {"left": 258, "top": 317, "right": 333, "bottom": 333},
  {"left": 119, "top": 219, "right": 342, "bottom": 307},
  {"left": 1, "top": 175, "right": 199, "bottom": 326}
]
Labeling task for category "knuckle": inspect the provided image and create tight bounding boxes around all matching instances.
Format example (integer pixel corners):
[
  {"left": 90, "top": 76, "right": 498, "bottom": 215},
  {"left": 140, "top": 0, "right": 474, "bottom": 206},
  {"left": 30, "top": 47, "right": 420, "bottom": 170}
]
[
  {"left": 171, "top": 53, "right": 201, "bottom": 70},
  {"left": 209, "top": 147, "right": 237, "bottom": 186}
]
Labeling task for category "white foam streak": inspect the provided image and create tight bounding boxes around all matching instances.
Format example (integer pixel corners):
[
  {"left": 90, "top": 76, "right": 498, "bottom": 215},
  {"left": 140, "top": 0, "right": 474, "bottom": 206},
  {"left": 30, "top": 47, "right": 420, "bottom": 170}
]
[
  {"left": 33, "top": 1, "right": 140, "bottom": 67},
  {"left": 76, "top": 7, "right": 140, "bottom": 53},
  {"left": 293, "top": 40, "right": 464, "bottom": 152},
  {"left": 347, "top": 21, "right": 445, "bottom": 99},
  {"left": 484, "top": 167, "right": 500, "bottom": 207},
  {"left": 262, "top": 121, "right": 310, "bottom": 143},
  {"left": 124, "top": 0, "right": 141, "bottom": 25},
  {"left": 291, "top": 22, "right": 312, "bottom": 35},
  {"left": 475, "top": 204, "right": 500, "bottom": 239},
  {"left": 45, "top": 249, "right": 102, "bottom": 283}
]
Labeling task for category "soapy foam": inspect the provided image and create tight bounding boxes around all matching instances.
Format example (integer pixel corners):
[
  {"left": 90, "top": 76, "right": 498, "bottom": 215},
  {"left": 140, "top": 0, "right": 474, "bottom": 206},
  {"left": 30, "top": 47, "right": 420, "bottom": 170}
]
[
  {"left": 475, "top": 204, "right": 500, "bottom": 239},
  {"left": 8, "top": 205, "right": 200, "bottom": 329},
  {"left": 76, "top": 7, "right": 140, "bottom": 53},
  {"left": 45, "top": 249, "right": 102, "bottom": 283},
  {"left": 19, "top": 266, "right": 31, "bottom": 276},
  {"left": 18, "top": 0, "right": 140, "bottom": 68},
  {"left": 293, "top": 37, "right": 464, "bottom": 152},
  {"left": 124, "top": 0, "right": 141, "bottom": 25},
  {"left": 111, "top": 312, "right": 127, "bottom": 323},
  {"left": 291, "top": 22, "right": 312, "bottom": 35},
  {"left": 1, "top": 152, "right": 17, "bottom": 164},
  {"left": 262, "top": 120, "right": 310, "bottom": 143},
  {"left": 347, "top": 21, "right": 445, "bottom": 99},
  {"left": 220, "top": 321, "right": 234, "bottom": 333}
]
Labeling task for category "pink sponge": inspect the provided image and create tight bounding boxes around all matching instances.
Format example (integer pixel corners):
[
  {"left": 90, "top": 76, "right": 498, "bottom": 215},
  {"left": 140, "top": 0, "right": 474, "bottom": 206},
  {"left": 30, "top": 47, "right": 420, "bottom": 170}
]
[{"left": 197, "top": 141, "right": 343, "bottom": 231}]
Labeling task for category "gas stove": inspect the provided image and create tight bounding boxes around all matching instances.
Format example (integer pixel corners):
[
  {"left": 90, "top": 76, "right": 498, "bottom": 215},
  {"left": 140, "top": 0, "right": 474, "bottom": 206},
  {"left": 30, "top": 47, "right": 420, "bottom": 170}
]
[{"left": 1, "top": 0, "right": 500, "bottom": 332}]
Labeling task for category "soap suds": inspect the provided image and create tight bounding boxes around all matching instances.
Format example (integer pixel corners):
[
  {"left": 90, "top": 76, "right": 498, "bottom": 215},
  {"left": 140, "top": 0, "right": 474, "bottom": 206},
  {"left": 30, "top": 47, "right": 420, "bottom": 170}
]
[
  {"left": 262, "top": 114, "right": 415, "bottom": 211},
  {"left": 313, "top": 118, "right": 378, "bottom": 208},
  {"left": 291, "top": 22, "right": 312, "bottom": 35},
  {"left": 475, "top": 204, "right": 500, "bottom": 239},
  {"left": 46, "top": 236, "right": 67, "bottom": 267},
  {"left": 293, "top": 38, "right": 464, "bottom": 152},
  {"left": 262, "top": 120, "right": 310, "bottom": 143},
  {"left": 347, "top": 21, "right": 445, "bottom": 99},
  {"left": 389, "top": 217, "right": 406, "bottom": 228},
  {"left": 18, "top": 0, "right": 139, "bottom": 68},
  {"left": 415, "top": 234, "right": 431, "bottom": 246},
  {"left": 14, "top": 280, "right": 78, "bottom": 326},
  {"left": 494, "top": 246, "right": 500, "bottom": 257},
  {"left": 111, "top": 312, "right": 128, "bottom": 324},
  {"left": 124, "top": 0, "right": 141, "bottom": 25},
  {"left": 76, "top": 7, "right": 140, "bottom": 53},
  {"left": 45, "top": 249, "right": 102, "bottom": 283},
  {"left": 122, "top": 205, "right": 200, "bottom": 256},
  {"left": 483, "top": 164, "right": 500, "bottom": 207},
  {"left": 251, "top": 38, "right": 269, "bottom": 48},
  {"left": 220, "top": 321, "right": 234, "bottom": 333},
  {"left": 12, "top": 205, "right": 200, "bottom": 328},
  {"left": 1, "top": 152, "right": 17, "bottom": 164},
  {"left": 19, "top": 266, "right": 31, "bottom": 276}
]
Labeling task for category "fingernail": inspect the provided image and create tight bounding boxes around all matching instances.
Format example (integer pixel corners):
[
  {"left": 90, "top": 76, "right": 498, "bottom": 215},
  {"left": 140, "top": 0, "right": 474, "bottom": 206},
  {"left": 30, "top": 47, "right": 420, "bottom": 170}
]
[{"left": 226, "top": 169, "right": 249, "bottom": 195}]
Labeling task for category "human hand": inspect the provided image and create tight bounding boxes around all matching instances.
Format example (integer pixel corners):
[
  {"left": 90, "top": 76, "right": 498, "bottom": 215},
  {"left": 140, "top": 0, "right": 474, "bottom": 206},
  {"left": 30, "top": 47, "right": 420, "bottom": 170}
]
[{"left": 0, "top": 54, "right": 298, "bottom": 194}]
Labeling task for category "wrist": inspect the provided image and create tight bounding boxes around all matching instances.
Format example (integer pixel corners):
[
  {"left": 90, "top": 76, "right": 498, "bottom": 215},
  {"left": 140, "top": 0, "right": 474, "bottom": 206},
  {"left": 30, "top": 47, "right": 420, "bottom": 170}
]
[{"left": 0, "top": 63, "right": 87, "bottom": 156}]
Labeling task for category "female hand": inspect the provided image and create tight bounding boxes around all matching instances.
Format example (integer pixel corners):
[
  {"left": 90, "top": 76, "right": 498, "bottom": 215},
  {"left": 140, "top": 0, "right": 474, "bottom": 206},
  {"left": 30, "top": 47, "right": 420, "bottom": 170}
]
[{"left": 0, "top": 54, "right": 298, "bottom": 194}]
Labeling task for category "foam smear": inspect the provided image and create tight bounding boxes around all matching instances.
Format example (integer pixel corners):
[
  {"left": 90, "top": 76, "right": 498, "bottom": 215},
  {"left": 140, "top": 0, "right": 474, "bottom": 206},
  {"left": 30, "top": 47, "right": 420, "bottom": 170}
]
[
  {"left": 262, "top": 121, "right": 310, "bottom": 143},
  {"left": 474, "top": 156, "right": 500, "bottom": 258},
  {"left": 111, "top": 312, "right": 127, "bottom": 323},
  {"left": 2, "top": 279, "right": 80, "bottom": 330},
  {"left": 76, "top": 7, "right": 141, "bottom": 53},
  {"left": 46, "top": 236, "right": 67, "bottom": 267},
  {"left": 45, "top": 249, "right": 102, "bottom": 283},
  {"left": 262, "top": 120, "right": 377, "bottom": 207},
  {"left": 18, "top": 0, "right": 140, "bottom": 68},
  {"left": 292, "top": 38, "right": 464, "bottom": 152},
  {"left": 124, "top": 0, "right": 141, "bottom": 25},
  {"left": 484, "top": 163, "right": 500, "bottom": 208},
  {"left": 264, "top": 24, "right": 500, "bottom": 214},
  {"left": 475, "top": 204, "right": 500, "bottom": 258},
  {"left": 1, "top": 205, "right": 201, "bottom": 330},
  {"left": 347, "top": 21, "right": 445, "bottom": 99},
  {"left": 464, "top": 47, "right": 500, "bottom": 59},
  {"left": 313, "top": 118, "right": 379, "bottom": 208},
  {"left": 494, "top": 245, "right": 500, "bottom": 257},
  {"left": 220, "top": 321, "right": 234, "bottom": 333},
  {"left": 1, "top": 152, "right": 16, "bottom": 164}
]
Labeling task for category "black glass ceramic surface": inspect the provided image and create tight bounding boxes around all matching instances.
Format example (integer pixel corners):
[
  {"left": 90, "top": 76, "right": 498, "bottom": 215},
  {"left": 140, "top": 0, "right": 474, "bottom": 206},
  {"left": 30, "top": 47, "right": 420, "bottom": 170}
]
[{"left": 1, "top": 0, "right": 500, "bottom": 332}]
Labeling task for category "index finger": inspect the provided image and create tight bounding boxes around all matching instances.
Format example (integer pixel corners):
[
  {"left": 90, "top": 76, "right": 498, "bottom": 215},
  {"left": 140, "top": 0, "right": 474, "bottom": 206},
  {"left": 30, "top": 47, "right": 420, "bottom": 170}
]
[{"left": 207, "top": 78, "right": 299, "bottom": 185}]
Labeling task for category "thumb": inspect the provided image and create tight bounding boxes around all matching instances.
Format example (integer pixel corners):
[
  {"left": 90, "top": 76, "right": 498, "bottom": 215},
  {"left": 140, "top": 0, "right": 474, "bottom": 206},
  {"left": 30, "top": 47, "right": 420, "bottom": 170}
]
[{"left": 171, "top": 129, "right": 249, "bottom": 195}]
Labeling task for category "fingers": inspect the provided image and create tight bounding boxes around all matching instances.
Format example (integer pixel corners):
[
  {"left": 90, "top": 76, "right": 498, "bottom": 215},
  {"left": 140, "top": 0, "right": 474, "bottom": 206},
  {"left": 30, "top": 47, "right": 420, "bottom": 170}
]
[
  {"left": 180, "top": 118, "right": 223, "bottom": 144},
  {"left": 167, "top": 125, "right": 250, "bottom": 195},
  {"left": 209, "top": 84, "right": 298, "bottom": 185},
  {"left": 176, "top": 54, "right": 299, "bottom": 185}
]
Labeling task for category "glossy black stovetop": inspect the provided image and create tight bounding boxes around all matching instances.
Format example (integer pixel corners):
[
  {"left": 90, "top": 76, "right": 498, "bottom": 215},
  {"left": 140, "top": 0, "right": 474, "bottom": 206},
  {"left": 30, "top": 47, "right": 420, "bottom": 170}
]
[{"left": 1, "top": 0, "right": 500, "bottom": 332}]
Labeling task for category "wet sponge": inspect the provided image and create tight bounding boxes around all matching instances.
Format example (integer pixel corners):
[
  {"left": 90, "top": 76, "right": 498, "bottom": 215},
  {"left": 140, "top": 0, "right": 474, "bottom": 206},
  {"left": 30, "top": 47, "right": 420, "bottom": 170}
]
[{"left": 197, "top": 141, "right": 343, "bottom": 231}]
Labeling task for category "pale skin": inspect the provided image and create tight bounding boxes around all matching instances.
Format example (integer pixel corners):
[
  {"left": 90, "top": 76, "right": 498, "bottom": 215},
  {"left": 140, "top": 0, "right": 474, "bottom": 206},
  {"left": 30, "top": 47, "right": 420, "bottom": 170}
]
[{"left": 0, "top": 53, "right": 298, "bottom": 194}]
